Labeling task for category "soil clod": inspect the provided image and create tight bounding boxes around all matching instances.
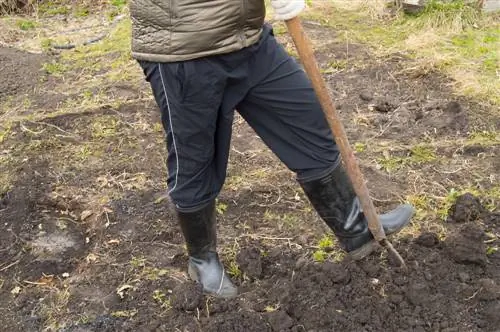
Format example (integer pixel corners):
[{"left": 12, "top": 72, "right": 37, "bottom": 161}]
[
  {"left": 447, "top": 193, "right": 487, "bottom": 223},
  {"left": 236, "top": 246, "right": 263, "bottom": 279},
  {"left": 445, "top": 224, "right": 487, "bottom": 266},
  {"left": 415, "top": 232, "right": 440, "bottom": 247},
  {"left": 171, "top": 282, "right": 203, "bottom": 311}
]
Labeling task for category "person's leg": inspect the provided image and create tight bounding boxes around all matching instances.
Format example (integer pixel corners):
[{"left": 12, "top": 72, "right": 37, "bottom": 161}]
[
  {"left": 237, "top": 25, "right": 414, "bottom": 259},
  {"left": 139, "top": 59, "right": 237, "bottom": 297}
]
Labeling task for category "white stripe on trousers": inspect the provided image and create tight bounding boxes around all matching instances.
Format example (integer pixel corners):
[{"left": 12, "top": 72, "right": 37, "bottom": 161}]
[{"left": 158, "top": 63, "right": 179, "bottom": 196}]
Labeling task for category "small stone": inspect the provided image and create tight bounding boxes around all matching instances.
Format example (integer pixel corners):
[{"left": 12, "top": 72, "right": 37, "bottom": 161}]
[
  {"left": 389, "top": 294, "right": 403, "bottom": 304},
  {"left": 266, "top": 310, "right": 294, "bottom": 331},
  {"left": 477, "top": 278, "right": 500, "bottom": 301},
  {"left": 359, "top": 91, "right": 373, "bottom": 101},
  {"left": 458, "top": 272, "right": 470, "bottom": 283},
  {"left": 295, "top": 257, "right": 308, "bottom": 270}
]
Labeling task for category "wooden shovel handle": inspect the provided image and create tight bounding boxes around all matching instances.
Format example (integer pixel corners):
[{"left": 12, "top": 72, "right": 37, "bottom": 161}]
[{"left": 285, "top": 17, "right": 386, "bottom": 242}]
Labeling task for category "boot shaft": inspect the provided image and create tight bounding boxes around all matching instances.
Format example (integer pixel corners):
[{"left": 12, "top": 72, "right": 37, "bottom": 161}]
[{"left": 176, "top": 200, "right": 217, "bottom": 258}]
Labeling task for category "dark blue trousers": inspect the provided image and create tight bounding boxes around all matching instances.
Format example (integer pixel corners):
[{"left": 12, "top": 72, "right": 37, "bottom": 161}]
[{"left": 139, "top": 24, "right": 339, "bottom": 211}]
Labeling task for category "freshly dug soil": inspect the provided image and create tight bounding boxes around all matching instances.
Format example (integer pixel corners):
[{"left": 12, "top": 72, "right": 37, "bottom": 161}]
[{"left": 55, "top": 194, "right": 499, "bottom": 332}]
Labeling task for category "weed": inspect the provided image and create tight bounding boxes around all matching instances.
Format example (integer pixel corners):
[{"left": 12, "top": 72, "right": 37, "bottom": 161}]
[
  {"left": 409, "top": 144, "right": 436, "bottom": 163},
  {"left": 129, "top": 256, "right": 146, "bottom": 269},
  {"left": 313, "top": 249, "right": 327, "bottom": 262},
  {"left": 0, "top": 123, "right": 12, "bottom": 143},
  {"left": 354, "top": 142, "right": 367, "bottom": 153},
  {"left": 264, "top": 304, "right": 280, "bottom": 312},
  {"left": 153, "top": 122, "right": 164, "bottom": 133},
  {"left": 40, "top": 38, "right": 54, "bottom": 50},
  {"left": 318, "top": 234, "right": 334, "bottom": 249},
  {"left": 76, "top": 314, "right": 93, "bottom": 324},
  {"left": 486, "top": 246, "right": 498, "bottom": 255},
  {"left": 272, "top": 23, "right": 287, "bottom": 35},
  {"left": 152, "top": 290, "right": 172, "bottom": 311},
  {"left": 39, "top": 287, "right": 71, "bottom": 330},
  {"left": 143, "top": 267, "right": 169, "bottom": 281},
  {"left": 227, "top": 260, "right": 242, "bottom": 278},
  {"left": 322, "top": 59, "right": 348, "bottom": 74},
  {"left": 216, "top": 200, "right": 228, "bottom": 215}
]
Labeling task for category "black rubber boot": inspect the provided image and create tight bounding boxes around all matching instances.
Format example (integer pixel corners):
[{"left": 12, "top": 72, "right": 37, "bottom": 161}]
[
  {"left": 176, "top": 200, "right": 238, "bottom": 298},
  {"left": 299, "top": 163, "right": 415, "bottom": 260}
]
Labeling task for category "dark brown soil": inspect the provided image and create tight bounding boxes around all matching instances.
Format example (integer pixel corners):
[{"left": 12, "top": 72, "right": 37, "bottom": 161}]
[
  {"left": 0, "top": 47, "right": 46, "bottom": 103},
  {"left": 47, "top": 199, "right": 500, "bottom": 332},
  {"left": 1, "top": 16, "right": 499, "bottom": 332}
]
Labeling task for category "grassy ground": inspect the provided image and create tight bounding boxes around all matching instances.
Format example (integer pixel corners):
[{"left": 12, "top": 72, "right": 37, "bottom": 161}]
[{"left": 0, "top": 1, "right": 499, "bottom": 330}]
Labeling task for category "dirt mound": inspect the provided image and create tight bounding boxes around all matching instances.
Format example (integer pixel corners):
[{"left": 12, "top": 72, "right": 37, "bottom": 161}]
[{"left": 0, "top": 47, "right": 46, "bottom": 102}]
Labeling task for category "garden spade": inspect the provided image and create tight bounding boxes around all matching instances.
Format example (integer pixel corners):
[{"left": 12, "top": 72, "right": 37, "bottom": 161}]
[{"left": 284, "top": 17, "right": 406, "bottom": 268}]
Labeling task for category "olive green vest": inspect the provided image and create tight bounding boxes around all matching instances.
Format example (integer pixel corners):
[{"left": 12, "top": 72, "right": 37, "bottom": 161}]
[{"left": 130, "top": 0, "right": 266, "bottom": 62}]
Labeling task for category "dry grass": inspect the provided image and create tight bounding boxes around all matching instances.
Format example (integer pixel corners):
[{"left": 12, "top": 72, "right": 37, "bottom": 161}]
[{"left": 305, "top": 0, "right": 500, "bottom": 105}]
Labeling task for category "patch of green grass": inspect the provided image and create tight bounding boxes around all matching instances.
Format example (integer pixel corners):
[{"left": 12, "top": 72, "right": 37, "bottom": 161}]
[
  {"left": 409, "top": 185, "right": 500, "bottom": 223},
  {"left": 63, "top": 19, "right": 131, "bottom": 69},
  {"left": 306, "top": 1, "right": 500, "bottom": 104},
  {"left": 91, "top": 115, "right": 119, "bottom": 139},
  {"left": 407, "top": 0, "right": 483, "bottom": 31},
  {"left": 74, "top": 5, "right": 90, "bottom": 17},
  {"left": 42, "top": 61, "right": 67, "bottom": 76},
  {"left": 16, "top": 19, "right": 36, "bottom": 30},
  {"left": 0, "top": 123, "right": 12, "bottom": 143},
  {"left": 378, "top": 144, "right": 436, "bottom": 172},
  {"left": 111, "top": 0, "right": 128, "bottom": 9},
  {"left": 37, "top": 2, "right": 70, "bottom": 16},
  {"left": 467, "top": 130, "right": 500, "bottom": 146},
  {"left": 39, "top": 287, "right": 71, "bottom": 331},
  {"left": 0, "top": 172, "right": 13, "bottom": 198},
  {"left": 409, "top": 144, "right": 437, "bottom": 163}
]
